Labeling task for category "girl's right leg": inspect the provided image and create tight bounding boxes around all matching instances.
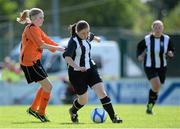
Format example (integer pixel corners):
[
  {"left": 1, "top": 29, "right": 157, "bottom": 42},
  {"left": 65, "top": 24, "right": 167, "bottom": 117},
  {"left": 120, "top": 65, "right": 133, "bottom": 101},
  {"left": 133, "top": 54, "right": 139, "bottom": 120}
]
[
  {"left": 30, "top": 87, "right": 43, "bottom": 111},
  {"left": 27, "top": 87, "right": 43, "bottom": 118},
  {"left": 69, "top": 92, "right": 88, "bottom": 123}
]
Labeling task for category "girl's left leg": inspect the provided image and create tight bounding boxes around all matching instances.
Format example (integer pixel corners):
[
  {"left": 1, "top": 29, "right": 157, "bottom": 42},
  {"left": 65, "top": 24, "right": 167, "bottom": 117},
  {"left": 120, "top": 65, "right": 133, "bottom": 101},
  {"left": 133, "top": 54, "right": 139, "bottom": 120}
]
[
  {"left": 146, "top": 76, "right": 161, "bottom": 114},
  {"left": 92, "top": 82, "right": 123, "bottom": 123}
]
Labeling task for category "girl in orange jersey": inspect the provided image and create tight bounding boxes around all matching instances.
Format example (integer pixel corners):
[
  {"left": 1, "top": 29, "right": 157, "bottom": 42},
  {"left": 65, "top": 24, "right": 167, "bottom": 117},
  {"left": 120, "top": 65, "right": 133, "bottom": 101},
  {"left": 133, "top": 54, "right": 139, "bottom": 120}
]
[{"left": 17, "top": 8, "right": 64, "bottom": 122}]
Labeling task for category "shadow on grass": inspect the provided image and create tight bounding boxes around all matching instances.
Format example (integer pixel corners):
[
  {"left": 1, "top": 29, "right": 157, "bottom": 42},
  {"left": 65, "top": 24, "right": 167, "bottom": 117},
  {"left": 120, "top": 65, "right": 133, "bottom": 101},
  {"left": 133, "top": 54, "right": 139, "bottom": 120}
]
[
  {"left": 11, "top": 121, "right": 96, "bottom": 125},
  {"left": 60, "top": 122, "right": 86, "bottom": 125},
  {"left": 11, "top": 121, "right": 43, "bottom": 124},
  {"left": 60, "top": 122, "right": 99, "bottom": 125}
]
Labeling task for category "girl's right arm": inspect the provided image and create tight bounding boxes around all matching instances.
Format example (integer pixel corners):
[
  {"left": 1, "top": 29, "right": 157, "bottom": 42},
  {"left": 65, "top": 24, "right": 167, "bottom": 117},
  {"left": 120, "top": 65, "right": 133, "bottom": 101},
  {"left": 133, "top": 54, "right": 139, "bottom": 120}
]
[
  {"left": 63, "top": 39, "right": 86, "bottom": 72},
  {"left": 64, "top": 57, "right": 78, "bottom": 69},
  {"left": 137, "top": 39, "right": 146, "bottom": 62},
  {"left": 65, "top": 57, "right": 86, "bottom": 72}
]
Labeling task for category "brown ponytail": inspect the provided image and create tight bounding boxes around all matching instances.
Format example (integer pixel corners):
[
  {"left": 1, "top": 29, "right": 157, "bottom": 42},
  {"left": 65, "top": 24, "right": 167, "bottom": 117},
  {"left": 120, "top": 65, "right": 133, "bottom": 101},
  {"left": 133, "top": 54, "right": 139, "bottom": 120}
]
[
  {"left": 69, "top": 23, "right": 77, "bottom": 36},
  {"left": 16, "top": 9, "right": 31, "bottom": 24},
  {"left": 17, "top": 8, "right": 43, "bottom": 24},
  {"left": 68, "top": 20, "right": 90, "bottom": 36}
]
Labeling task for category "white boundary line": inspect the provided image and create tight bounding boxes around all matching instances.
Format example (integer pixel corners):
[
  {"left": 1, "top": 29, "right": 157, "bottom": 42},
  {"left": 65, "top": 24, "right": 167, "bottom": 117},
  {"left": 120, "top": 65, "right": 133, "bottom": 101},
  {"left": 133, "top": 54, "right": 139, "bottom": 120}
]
[{"left": 1, "top": 128, "right": 180, "bottom": 129}]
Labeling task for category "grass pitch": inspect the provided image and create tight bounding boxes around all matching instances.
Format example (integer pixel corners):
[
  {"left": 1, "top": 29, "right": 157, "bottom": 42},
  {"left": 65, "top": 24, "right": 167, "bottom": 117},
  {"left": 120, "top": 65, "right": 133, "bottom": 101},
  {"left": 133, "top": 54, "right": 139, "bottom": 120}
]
[{"left": 0, "top": 104, "right": 180, "bottom": 128}]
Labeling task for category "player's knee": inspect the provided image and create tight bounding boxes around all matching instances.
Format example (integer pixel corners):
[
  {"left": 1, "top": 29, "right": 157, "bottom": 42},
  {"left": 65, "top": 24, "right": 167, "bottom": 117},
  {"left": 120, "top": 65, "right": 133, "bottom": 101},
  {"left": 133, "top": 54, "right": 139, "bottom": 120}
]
[
  {"left": 78, "top": 97, "right": 88, "bottom": 105},
  {"left": 96, "top": 88, "right": 107, "bottom": 99},
  {"left": 152, "top": 84, "right": 161, "bottom": 92},
  {"left": 99, "top": 91, "right": 107, "bottom": 99},
  {"left": 154, "top": 86, "right": 160, "bottom": 92},
  {"left": 43, "top": 83, "right": 52, "bottom": 92},
  {"left": 48, "top": 84, "right": 53, "bottom": 91}
]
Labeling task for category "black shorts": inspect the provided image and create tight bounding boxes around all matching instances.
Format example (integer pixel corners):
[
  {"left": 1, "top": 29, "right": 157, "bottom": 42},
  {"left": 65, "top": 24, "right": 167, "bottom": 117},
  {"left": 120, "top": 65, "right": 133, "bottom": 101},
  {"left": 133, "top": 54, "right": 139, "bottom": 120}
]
[
  {"left": 68, "top": 66, "right": 102, "bottom": 95},
  {"left": 21, "top": 60, "right": 48, "bottom": 84},
  {"left": 144, "top": 67, "right": 167, "bottom": 84}
]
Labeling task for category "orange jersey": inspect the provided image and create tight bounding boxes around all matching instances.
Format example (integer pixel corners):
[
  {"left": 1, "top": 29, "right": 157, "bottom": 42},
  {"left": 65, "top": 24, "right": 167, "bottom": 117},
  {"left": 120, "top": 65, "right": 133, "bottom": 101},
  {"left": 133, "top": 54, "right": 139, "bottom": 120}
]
[{"left": 20, "top": 24, "right": 58, "bottom": 66}]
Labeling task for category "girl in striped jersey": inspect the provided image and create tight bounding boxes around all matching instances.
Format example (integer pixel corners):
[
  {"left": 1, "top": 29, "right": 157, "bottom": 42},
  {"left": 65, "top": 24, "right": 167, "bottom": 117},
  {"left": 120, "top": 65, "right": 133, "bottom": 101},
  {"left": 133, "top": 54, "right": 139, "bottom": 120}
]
[
  {"left": 63, "top": 20, "right": 122, "bottom": 123},
  {"left": 137, "top": 20, "right": 175, "bottom": 114}
]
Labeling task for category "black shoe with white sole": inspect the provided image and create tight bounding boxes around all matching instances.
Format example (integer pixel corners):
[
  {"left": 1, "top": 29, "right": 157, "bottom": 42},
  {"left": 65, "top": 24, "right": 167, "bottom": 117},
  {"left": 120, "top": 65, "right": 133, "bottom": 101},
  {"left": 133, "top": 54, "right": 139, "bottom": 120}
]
[{"left": 69, "top": 108, "right": 79, "bottom": 123}]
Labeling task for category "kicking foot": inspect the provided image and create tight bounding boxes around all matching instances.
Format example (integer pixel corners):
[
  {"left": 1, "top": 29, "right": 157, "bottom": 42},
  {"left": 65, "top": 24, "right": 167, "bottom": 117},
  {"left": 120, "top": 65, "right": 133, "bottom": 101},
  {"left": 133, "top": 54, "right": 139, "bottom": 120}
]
[
  {"left": 146, "top": 103, "right": 154, "bottom": 115},
  {"left": 112, "top": 114, "right": 123, "bottom": 123},
  {"left": 69, "top": 108, "right": 79, "bottom": 123}
]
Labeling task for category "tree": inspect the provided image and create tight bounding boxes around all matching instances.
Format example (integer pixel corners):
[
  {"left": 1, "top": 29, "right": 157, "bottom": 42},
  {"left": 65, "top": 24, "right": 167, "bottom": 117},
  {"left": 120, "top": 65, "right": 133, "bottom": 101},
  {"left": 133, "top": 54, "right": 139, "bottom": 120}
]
[
  {"left": 146, "top": 0, "right": 179, "bottom": 20},
  {"left": 0, "top": 0, "right": 40, "bottom": 23},
  {"left": 163, "top": 3, "right": 180, "bottom": 33},
  {"left": 0, "top": 0, "right": 18, "bottom": 22},
  {"left": 24, "top": 0, "right": 153, "bottom": 32},
  {"left": 58, "top": 0, "right": 153, "bottom": 33}
]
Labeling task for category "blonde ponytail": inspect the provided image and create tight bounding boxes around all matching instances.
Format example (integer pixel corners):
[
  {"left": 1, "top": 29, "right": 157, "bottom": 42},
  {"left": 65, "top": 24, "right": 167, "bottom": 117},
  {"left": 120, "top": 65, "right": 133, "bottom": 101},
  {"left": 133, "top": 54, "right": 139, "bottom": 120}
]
[{"left": 17, "top": 9, "right": 31, "bottom": 24}]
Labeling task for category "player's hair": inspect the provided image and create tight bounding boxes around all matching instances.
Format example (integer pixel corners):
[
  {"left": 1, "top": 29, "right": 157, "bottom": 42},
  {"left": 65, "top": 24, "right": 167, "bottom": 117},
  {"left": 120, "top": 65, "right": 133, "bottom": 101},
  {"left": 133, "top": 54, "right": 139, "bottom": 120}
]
[
  {"left": 151, "top": 20, "right": 164, "bottom": 29},
  {"left": 17, "top": 8, "right": 43, "bottom": 24},
  {"left": 69, "top": 20, "right": 90, "bottom": 36}
]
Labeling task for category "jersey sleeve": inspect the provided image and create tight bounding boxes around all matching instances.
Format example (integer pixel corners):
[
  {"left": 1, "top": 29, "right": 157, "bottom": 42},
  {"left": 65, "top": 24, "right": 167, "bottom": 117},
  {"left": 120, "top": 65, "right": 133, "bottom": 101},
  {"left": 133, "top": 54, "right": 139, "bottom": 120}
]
[
  {"left": 88, "top": 32, "right": 95, "bottom": 42},
  {"left": 167, "top": 38, "right": 175, "bottom": 52},
  {"left": 26, "top": 26, "right": 44, "bottom": 47},
  {"left": 41, "top": 31, "right": 59, "bottom": 52},
  {"left": 137, "top": 39, "right": 146, "bottom": 58},
  {"left": 63, "top": 39, "right": 77, "bottom": 58},
  {"left": 41, "top": 31, "right": 58, "bottom": 46}
]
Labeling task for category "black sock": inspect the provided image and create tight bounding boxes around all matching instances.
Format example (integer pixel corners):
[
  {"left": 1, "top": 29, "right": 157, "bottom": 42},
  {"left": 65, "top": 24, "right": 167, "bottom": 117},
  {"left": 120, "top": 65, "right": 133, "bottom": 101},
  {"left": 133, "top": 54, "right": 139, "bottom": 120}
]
[
  {"left": 148, "top": 89, "right": 158, "bottom": 105},
  {"left": 71, "top": 99, "right": 84, "bottom": 114},
  {"left": 100, "top": 96, "right": 115, "bottom": 121}
]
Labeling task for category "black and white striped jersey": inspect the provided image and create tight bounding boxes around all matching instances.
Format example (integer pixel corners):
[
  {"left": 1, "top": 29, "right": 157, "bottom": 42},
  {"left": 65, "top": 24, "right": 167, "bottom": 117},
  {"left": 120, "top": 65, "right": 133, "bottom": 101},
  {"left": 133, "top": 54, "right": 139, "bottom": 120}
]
[
  {"left": 137, "top": 34, "right": 174, "bottom": 68},
  {"left": 63, "top": 33, "right": 96, "bottom": 70}
]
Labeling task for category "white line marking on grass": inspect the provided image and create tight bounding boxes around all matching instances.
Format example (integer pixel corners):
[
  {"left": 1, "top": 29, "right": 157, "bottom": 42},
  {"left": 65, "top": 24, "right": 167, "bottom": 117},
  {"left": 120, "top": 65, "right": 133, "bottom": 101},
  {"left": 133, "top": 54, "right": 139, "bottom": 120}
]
[{"left": 0, "top": 128, "right": 180, "bottom": 129}]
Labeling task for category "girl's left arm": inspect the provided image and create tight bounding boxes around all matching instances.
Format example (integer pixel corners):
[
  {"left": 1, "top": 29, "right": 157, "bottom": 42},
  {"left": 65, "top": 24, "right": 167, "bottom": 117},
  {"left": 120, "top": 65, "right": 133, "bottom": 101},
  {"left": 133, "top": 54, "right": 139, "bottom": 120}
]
[
  {"left": 88, "top": 32, "right": 101, "bottom": 43},
  {"left": 41, "top": 31, "right": 65, "bottom": 52},
  {"left": 167, "top": 38, "right": 175, "bottom": 58}
]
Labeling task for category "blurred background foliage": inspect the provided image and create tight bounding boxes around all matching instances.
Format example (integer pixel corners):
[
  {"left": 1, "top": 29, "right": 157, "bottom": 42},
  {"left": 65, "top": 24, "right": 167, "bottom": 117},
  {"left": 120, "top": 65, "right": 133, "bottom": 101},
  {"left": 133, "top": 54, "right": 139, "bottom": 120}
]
[
  {"left": 0, "top": 0, "right": 180, "bottom": 77},
  {"left": 0, "top": 0, "right": 179, "bottom": 33}
]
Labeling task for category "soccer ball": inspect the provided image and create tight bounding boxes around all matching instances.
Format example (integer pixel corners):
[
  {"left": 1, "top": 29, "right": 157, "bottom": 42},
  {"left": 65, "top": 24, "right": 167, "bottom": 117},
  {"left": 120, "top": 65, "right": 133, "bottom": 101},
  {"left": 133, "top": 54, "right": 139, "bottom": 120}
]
[{"left": 91, "top": 108, "right": 107, "bottom": 123}]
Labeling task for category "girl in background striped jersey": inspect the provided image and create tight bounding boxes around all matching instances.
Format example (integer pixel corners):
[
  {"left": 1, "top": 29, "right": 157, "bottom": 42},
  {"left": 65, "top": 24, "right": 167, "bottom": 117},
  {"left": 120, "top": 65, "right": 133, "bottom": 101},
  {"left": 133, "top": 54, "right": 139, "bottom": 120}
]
[{"left": 137, "top": 20, "right": 175, "bottom": 114}]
